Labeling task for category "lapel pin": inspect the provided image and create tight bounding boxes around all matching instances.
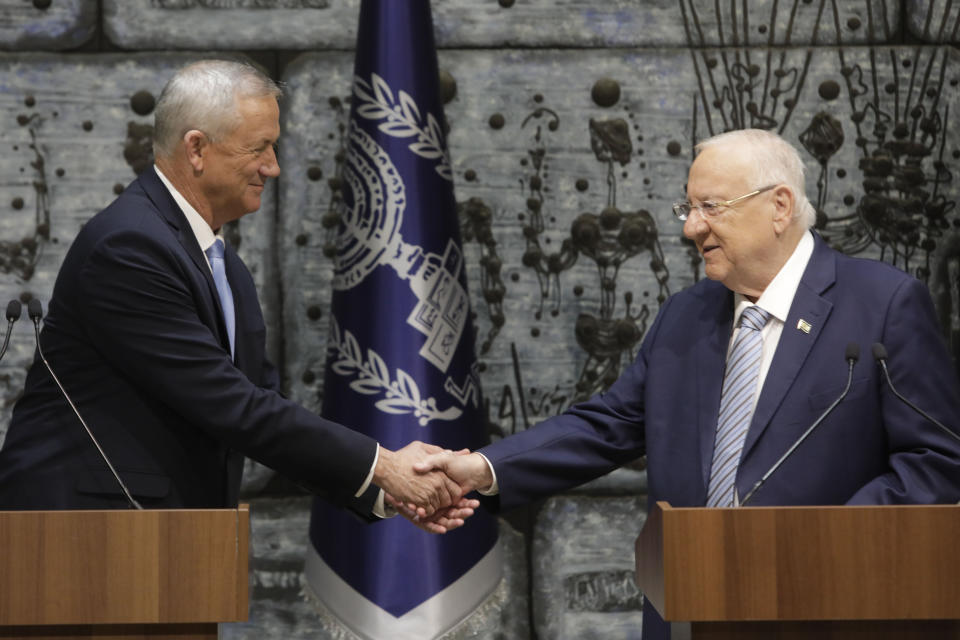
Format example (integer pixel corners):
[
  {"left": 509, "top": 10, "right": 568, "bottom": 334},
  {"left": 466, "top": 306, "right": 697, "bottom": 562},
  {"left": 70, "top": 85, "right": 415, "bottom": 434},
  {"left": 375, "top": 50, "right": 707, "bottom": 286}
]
[{"left": 797, "top": 319, "right": 812, "bottom": 334}]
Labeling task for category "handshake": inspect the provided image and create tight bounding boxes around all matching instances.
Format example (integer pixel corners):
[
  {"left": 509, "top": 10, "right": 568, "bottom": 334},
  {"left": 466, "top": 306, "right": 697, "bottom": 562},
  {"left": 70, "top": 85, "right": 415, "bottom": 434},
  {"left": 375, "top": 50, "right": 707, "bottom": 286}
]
[{"left": 372, "top": 441, "right": 494, "bottom": 534}]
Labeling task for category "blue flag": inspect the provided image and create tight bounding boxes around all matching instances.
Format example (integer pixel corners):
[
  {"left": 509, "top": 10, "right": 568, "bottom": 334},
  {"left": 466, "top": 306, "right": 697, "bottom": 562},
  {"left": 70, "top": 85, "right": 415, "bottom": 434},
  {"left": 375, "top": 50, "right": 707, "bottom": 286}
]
[{"left": 304, "top": 1, "right": 501, "bottom": 636}]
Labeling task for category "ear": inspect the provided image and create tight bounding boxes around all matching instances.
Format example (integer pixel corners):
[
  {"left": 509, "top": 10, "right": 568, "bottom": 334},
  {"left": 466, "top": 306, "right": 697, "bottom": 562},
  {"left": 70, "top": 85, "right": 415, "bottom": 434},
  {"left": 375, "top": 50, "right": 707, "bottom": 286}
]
[
  {"left": 770, "top": 184, "right": 796, "bottom": 235},
  {"left": 182, "top": 130, "right": 208, "bottom": 173}
]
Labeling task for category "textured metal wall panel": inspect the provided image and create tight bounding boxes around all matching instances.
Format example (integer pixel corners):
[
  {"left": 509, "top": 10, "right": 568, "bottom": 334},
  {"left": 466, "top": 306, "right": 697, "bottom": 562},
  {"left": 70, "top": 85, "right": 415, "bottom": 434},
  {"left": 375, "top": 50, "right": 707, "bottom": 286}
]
[
  {"left": 906, "top": 0, "right": 960, "bottom": 42},
  {"left": 0, "top": 0, "right": 96, "bottom": 51},
  {"left": 532, "top": 495, "right": 647, "bottom": 639},
  {"left": 102, "top": 0, "right": 901, "bottom": 51}
]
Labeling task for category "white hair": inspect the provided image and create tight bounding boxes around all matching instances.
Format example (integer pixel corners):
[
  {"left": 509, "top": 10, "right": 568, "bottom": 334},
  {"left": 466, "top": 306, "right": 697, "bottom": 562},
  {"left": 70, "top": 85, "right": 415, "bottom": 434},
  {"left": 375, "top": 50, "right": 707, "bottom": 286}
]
[
  {"left": 153, "top": 60, "right": 281, "bottom": 159},
  {"left": 695, "top": 129, "right": 817, "bottom": 229}
]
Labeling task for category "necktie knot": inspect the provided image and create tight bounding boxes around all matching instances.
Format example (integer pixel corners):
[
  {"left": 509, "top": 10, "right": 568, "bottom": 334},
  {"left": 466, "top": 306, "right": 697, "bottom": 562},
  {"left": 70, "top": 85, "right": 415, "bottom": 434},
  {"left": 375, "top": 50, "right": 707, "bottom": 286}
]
[
  {"left": 205, "top": 238, "right": 225, "bottom": 263},
  {"left": 739, "top": 306, "right": 769, "bottom": 332}
]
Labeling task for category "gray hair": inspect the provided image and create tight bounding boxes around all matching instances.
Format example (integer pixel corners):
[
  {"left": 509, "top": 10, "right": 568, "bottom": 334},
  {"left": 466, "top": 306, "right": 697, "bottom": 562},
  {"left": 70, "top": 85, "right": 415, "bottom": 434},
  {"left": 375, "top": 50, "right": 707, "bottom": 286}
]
[
  {"left": 695, "top": 129, "right": 817, "bottom": 229},
  {"left": 153, "top": 60, "right": 282, "bottom": 159}
]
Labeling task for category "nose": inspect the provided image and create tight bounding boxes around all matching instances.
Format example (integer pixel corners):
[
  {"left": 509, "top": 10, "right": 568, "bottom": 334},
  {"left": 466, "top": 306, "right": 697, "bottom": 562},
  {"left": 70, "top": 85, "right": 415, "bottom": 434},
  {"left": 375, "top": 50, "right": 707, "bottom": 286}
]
[
  {"left": 260, "top": 145, "right": 281, "bottom": 178},
  {"left": 682, "top": 207, "right": 708, "bottom": 240}
]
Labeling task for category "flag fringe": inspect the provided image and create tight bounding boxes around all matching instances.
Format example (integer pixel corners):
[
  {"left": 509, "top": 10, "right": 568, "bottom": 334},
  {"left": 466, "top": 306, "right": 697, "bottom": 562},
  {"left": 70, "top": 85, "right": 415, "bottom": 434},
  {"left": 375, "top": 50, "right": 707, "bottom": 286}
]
[{"left": 303, "top": 538, "right": 507, "bottom": 640}]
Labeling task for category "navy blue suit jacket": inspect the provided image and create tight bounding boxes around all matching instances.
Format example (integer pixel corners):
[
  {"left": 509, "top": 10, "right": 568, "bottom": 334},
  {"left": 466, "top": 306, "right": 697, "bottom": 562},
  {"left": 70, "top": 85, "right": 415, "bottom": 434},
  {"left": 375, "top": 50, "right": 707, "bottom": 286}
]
[
  {"left": 480, "top": 232, "right": 960, "bottom": 638},
  {"left": 0, "top": 168, "right": 378, "bottom": 511}
]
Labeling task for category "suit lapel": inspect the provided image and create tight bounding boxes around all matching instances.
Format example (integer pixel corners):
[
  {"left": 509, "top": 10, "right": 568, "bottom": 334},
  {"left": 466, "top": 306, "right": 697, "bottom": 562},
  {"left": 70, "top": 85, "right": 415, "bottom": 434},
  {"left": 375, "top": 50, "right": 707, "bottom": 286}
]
[
  {"left": 697, "top": 284, "right": 735, "bottom": 487},
  {"left": 140, "top": 169, "right": 217, "bottom": 283},
  {"left": 138, "top": 168, "right": 232, "bottom": 355},
  {"left": 740, "top": 234, "right": 837, "bottom": 462}
]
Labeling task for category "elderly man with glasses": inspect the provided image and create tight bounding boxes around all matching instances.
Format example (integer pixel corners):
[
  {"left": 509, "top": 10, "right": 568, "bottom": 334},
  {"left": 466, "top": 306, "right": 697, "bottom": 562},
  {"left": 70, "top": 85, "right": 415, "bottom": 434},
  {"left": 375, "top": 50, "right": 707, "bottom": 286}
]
[{"left": 414, "top": 128, "right": 960, "bottom": 639}]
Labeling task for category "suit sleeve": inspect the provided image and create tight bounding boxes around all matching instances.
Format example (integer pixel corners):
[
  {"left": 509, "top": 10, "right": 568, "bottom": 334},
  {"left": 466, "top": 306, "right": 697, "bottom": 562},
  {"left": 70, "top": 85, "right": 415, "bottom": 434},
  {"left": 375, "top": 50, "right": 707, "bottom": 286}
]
[
  {"left": 74, "top": 227, "right": 379, "bottom": 506},
  {"left": 260, "top": 353, "right": 283, "bottom": 395},
  {"left": 847, "top": 276, "right": 960, "bottom": 504},
  {"left": 478, "top": 296, "right": 676, "bottom": 512}
]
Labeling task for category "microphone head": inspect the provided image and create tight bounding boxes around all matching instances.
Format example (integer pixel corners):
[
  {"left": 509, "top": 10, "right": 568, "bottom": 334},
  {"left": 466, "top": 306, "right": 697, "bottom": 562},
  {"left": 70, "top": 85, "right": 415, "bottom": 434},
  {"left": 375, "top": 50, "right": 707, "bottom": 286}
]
[
  {"left": 871, "top": 342, "right": 888, "bottom": 362},
  {"left": 27, "top": 298, "right": 43, "bottom": 321},
  {"left": 844, "top": 342, "right": 860, "bottom": 363},
  {"left": 5, "top": 300, "right": 22, "bottom": 322}
]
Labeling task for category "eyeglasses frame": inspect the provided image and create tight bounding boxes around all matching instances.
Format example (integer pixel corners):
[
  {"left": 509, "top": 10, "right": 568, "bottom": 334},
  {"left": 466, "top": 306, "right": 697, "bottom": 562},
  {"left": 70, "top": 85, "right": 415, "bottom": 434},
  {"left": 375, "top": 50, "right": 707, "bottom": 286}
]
[{"left": 673, "top": 184, "right": 778, "bottom": 221}]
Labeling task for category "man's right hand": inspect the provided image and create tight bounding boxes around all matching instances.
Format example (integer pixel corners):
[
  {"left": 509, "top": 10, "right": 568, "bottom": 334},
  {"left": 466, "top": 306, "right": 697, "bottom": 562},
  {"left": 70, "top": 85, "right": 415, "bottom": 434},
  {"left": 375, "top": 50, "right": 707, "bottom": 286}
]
[
  {"left": 412, "top": 450, "right": 494, "bottom": 495},
  {"left": 373, "top": 441, "right": 464, "bottom": 516}
]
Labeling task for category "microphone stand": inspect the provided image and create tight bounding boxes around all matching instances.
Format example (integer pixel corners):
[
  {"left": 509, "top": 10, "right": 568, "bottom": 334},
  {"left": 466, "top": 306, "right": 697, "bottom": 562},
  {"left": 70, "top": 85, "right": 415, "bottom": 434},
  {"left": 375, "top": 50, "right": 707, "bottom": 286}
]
[
  {"left": 740, "top": 344, "right": 859, "bottom": 506},
  {"left": 872, "top": 343, "right": 960, "bottom": 445},
  {"left": 28, "top": 299, "right": 142, "bottom": 509}
]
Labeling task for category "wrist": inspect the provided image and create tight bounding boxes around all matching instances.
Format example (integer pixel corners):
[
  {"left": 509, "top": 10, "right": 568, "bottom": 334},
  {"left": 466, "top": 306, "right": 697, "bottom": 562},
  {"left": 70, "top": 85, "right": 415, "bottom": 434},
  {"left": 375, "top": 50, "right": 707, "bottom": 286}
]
[
  {"left": 469, "top": 452, "right": 494, "bottom": 491},
  {"left": 373, "top": 445, "right": 394, "bottom": 486}
]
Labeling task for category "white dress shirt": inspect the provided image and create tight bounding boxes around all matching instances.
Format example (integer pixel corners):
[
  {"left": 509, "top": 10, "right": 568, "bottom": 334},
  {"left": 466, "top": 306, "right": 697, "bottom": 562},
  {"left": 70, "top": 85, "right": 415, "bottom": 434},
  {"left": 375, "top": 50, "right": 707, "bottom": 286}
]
[
  {"left": 731, "top": 230, "right": 815, "bottom": 412},
  {"left": 154, "top": 165, "right": 220, "bottom": 264}
]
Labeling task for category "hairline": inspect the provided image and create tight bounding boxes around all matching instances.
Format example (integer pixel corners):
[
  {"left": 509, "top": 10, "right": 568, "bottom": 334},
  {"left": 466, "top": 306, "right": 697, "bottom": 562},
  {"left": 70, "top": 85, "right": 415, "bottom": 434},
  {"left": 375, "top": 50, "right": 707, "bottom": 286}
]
[
  {"left": 694, "top": 129, "right": 817, "bottom": 229},
  {"left": 153, "top": 60, "right": 282, "bottom": 160}
]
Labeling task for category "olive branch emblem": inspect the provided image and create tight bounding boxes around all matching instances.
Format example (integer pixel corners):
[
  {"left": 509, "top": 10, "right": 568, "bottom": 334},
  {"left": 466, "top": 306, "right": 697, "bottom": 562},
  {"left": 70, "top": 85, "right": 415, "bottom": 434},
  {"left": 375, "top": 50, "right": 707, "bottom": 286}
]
[
  {"left": 352, "top": 72, "right": 453, "bottom": 182},
  {"left": 328, "top": 316, "right": 462, "bottom": 426}
]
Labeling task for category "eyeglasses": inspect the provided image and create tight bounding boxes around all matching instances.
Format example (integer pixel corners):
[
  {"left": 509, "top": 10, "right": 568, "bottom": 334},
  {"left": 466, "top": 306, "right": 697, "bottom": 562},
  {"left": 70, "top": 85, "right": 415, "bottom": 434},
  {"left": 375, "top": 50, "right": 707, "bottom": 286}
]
[{"left": 672, "top": 184, "right": 777, "bottom": 221}]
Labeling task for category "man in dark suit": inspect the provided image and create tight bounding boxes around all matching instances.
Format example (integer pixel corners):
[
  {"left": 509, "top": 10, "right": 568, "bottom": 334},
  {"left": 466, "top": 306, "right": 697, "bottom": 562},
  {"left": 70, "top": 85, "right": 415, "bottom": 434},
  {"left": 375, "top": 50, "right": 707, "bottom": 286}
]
[
  {"left": 0, "top": 60, "right": 471, "bottom": 531},
  {"left": 413, "top": 129, "right": 960, "bottom": 636}
]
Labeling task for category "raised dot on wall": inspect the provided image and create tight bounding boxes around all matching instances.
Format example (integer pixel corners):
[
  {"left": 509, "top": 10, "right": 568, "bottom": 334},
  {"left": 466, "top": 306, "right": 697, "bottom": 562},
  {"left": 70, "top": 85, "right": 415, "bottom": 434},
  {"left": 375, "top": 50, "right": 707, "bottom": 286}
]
[{"left": 591, "top": 78, "right": 621, "bottom": 108}]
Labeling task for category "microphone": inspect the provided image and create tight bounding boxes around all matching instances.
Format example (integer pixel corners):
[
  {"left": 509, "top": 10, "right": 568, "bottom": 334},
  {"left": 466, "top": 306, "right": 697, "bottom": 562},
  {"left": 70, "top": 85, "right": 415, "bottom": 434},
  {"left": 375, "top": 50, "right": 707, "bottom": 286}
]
[
  {"left": 0, "top": 300, "right": 22, "bottom": 363},
  {"left": 740, "top": 342, "right": 860, "bottom": 506},
  {"left": 872, "top": 342, "right": 960, "bottom": 444},
  {"left": 27, "top": 299, "right": 142, "bottom": 509}
]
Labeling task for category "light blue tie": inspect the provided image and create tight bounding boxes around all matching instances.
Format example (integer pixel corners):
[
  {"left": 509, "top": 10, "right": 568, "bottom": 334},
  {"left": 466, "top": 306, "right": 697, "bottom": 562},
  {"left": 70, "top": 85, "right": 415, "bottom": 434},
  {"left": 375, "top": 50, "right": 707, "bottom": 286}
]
[
  {"left": 205, "top": 238, "right": 235, "bottom": 359},
  {"left": 706, "top": 305, "right": 770, "bottom": 507}
]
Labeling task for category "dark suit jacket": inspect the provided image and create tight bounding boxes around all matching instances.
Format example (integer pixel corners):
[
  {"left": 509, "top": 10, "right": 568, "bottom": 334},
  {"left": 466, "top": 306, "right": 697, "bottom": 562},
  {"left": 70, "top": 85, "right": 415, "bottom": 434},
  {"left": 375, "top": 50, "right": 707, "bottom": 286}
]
[
  {"left": 480, "top": 232, "right": 960, "bottom": 638},
  {"left": 0, "top": 168, "right": 378, "bottom": 511}
]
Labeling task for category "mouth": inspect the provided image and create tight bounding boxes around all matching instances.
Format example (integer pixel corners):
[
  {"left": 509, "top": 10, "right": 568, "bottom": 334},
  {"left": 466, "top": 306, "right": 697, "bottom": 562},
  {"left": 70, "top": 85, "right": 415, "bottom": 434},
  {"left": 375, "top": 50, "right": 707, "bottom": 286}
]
[{"left": 702, "top": 244, "right": 719, "bottom": 255}]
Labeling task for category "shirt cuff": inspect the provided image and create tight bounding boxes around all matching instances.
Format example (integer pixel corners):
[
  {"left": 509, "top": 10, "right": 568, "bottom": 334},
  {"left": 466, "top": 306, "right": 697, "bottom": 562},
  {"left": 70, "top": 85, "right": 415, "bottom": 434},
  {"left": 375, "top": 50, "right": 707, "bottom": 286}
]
[
  {"left": 372, "top": 489, "right": 396, "bottom": 518},
  {"left": 475, "top": 452, "right": 499, "bottom": 495},
  {"left": 355, "top": 443, "right": 379, "bottom": 498}
]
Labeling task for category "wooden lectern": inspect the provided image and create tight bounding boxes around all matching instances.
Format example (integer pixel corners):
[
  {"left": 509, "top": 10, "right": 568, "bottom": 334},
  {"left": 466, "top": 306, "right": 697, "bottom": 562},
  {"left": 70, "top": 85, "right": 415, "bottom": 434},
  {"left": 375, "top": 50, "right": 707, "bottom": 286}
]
[
  {"left": 0, "top": 505, "right": 249, "bottom": 640},
  {"left": 635, "top": 501, "right": 960, "bottom": 640}
]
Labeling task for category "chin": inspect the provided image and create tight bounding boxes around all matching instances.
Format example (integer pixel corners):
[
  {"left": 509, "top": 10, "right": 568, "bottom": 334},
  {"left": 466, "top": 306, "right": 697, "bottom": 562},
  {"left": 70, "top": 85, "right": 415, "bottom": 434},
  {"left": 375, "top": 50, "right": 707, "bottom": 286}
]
[{"left": 703, "top": 265, "right": 727, "bottom": 283}]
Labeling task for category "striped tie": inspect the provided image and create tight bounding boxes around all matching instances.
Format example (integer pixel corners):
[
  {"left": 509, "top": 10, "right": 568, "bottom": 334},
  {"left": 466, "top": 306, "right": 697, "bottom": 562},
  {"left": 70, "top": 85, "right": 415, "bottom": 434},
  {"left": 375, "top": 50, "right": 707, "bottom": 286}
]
[{"left": 706, "top": 305, "right": 770, "bottom": 507}]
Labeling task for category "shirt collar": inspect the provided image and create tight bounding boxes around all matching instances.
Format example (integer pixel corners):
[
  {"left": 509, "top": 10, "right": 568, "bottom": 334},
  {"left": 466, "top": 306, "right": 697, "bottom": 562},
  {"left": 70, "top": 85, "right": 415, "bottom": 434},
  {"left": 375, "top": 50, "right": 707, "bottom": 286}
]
[
  {"left": 153, "top": 165, "right": 221, "bottom": 255},
  {"left": 733, "top": 230, "right": 815, "bottom": 325}
]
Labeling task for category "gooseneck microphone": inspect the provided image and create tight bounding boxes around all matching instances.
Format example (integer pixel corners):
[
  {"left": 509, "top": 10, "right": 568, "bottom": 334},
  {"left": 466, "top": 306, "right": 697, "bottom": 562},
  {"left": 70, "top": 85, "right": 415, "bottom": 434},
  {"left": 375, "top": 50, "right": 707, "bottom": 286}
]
[
  {"left": 740, "top": 342, "right": 861, "bottom": 506},
  {"left": 872, "top": 342, "right": 960, "bottom": 444},
  {"left": 0, "top": 300, "right": 22, "bottom": 363},
  {"left": 27, "top": 299, "right": 142, "bottom": 509}
]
